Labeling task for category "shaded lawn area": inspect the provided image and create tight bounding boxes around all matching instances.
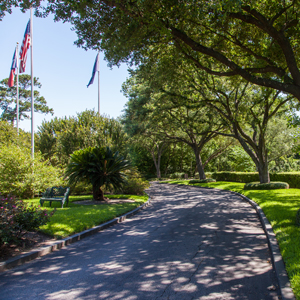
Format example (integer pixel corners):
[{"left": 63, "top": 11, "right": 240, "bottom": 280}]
[
  {"left": 25, "top": 194, "right": 148, "bottom": 239},
  {"left": 167, "top": 180, "right": 300, "bottom": 299}
]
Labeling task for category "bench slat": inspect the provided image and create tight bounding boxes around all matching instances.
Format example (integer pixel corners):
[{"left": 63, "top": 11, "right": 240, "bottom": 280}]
[{"left": 40, "top": 187, "right": 70, "bottom": 208}]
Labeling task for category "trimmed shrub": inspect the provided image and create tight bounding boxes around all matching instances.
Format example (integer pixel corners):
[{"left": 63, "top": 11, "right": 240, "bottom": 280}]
[
  {"left": 189, "top": 179, "right": 216, "bottom": 184},
  {"left": 212, "top": 171, "right": 300, "bottom": 188},
  {"left": 270, "top": 172, "right": 300, "bottom": 189},
  {"left": 205, "top": 172, "right": 213, "bottom": 179},
  {"left": 244, "top": 182, "right": 289, "bottom": 190},
  {"left": 117, "top": 168, "right": 150, "bottom": 195},
  {"left": 0, "top": 195, "right": 55, "bottom": 245},
  {"left": 194, "top": 172, "right": 213, "bottom": 179},
  {"left": 212, "top": 172, "right": 259, "bottom": 183}
]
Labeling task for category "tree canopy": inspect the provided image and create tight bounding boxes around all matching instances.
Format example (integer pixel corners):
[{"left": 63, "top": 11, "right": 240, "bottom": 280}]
[
  {"left": 3, "top": 1, "right": 300, "bottom": 100},
  {"left": 37, "top": 110, "right": 129, "bottom": 167},
  {"left": 18, "top": 0, "right": 298, "bottom": 102},
  {"left": 122, "top": 61, "right": 234, "bottom": 180},
  {"left": 3, "top": 0, "right": 300, "bottom": 179}
]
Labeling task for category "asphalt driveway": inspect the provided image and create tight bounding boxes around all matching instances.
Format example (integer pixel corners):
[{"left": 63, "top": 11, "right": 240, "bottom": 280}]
[{"left": 0, "top": 182, "right": 280, "bottom": 299}]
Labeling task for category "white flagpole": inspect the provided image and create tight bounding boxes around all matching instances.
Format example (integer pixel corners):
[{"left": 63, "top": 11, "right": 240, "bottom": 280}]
[
  {"left": 30, "top": 8, "right": 34, "bottom": 159},
  {"left": 16, "top": 43, "right": 19, "bottom": 135},
  {"left": 98, "top": 52, "right": 100, "bottom": 116}
]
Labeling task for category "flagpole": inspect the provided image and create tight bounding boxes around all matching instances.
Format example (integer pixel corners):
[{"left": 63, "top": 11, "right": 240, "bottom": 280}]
[
  {"left": 30, "top": 8, "right": 34, "bottom": 159},
  {"left": 98, "top": 52, "right": 100, "bottom": 116},
  {"left": 16, "top": 43, "right": 19, "bottom": 135}
]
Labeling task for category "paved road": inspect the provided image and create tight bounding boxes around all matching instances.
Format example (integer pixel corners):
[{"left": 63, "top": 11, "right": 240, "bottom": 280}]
[{"left": 0, "top": 183, "right": 280, "bottom": 300}]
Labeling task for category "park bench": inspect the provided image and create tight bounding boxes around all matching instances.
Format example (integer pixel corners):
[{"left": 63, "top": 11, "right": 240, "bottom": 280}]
[{"left": 40, "top": 186, "right": 70, "bottom": 208}]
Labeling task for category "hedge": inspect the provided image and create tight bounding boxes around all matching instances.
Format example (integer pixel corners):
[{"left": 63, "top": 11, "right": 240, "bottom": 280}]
[
  {"left": 212, "top": 172, "right": 300, "bottom": 188},
  {"left": 212, "top": 172, "right": 259, "bottom": 183},
  {"left": 270, "top": 172, "right": 300, "bottom": 189},
  {"left": 244, "top": 182, "right": 289, "bottom": 190},
  {"left": 194, "top": 172, "right": 213, "bottom": 179}
]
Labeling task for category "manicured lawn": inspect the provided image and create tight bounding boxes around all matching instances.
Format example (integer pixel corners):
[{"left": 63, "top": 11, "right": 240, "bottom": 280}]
[
  {"left": 167, "top": 180, "right": 300, "bottom": 299},
  {"left": 25, "top": 194, "right": 148, "bottom": 239}
]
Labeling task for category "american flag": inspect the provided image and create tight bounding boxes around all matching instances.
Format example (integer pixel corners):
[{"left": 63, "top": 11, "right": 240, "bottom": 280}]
[
  {"left": 19, "top": 20, "right": 31, "bottom": 74},
  {"left": 8, "top": 47, "right": 18, "bottom": 87}
]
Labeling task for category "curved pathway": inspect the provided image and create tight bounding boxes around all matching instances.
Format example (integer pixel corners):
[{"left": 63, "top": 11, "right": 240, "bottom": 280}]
[{"left": 0, "top": 183, "right": 280, "bottom": 299}]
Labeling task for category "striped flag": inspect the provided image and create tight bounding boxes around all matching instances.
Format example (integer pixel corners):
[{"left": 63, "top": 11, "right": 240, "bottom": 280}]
[
  {"left": 19, "top": 20, "right": 31, "bottom": 74},
  {"left": 8, "top": 47, "right": 18, "bottom": 87},
  {"left": 87, "top": 53, "right": 99, "bottom": 88}
]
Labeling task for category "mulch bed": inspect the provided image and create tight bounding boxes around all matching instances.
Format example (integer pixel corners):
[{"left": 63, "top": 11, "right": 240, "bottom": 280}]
[{"left": 0, "top": 231, "right": 56, "bottom": 262}]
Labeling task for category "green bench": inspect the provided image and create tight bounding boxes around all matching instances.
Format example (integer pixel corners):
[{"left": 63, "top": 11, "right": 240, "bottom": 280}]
[{"left": 40, "top": 186, "right": 70, "bottom": 208}]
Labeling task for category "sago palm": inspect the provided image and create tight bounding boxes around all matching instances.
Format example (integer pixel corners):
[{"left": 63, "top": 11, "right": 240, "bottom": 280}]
[{"left": 65, "top": 146, "right": 129, "bottom": 201}]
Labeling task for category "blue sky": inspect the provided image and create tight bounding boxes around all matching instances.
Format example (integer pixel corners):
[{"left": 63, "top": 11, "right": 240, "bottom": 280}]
[{"left": 0, "top": 8, "right": 130, "bottom": 132}]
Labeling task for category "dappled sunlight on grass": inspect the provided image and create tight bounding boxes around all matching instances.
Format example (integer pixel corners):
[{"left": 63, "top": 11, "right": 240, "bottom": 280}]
[
  {"left": 166, "top": 180, "right": 190, "bottom": 185},
  {"left": 191, "top": 181, "right": 245, "bottom": 192},
  {"left": 69, "top": 195, "right": 94, "bottom": 201},
  {"left": 168, "top": 180, "right": 245, "bottom": 192},
  {"left": 25, "top": 194, "right": 148, "bottom": 239}
]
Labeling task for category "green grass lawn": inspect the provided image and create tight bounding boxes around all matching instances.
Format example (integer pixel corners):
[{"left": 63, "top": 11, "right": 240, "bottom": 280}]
[
  {"left": 167, "top": 180, "right": 300, "bottom": 299},
  {"left": 25, "top": 194, "right": 148, "bottom": 239}
]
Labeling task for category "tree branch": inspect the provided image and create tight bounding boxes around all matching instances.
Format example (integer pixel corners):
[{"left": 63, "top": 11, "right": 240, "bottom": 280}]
[
  {"left": 170, "top": 25, "right": 300, "bottom": 99},
  {"left": 231, "top": 7, "right": 300, "bottom": 85}
]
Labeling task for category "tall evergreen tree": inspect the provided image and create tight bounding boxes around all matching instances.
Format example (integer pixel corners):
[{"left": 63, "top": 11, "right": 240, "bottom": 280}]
[{"left": 0, "top": 75, "right": 53, "bottom": 125}]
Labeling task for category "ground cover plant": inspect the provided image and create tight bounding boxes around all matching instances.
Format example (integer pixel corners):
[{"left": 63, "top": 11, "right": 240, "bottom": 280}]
[
  {"left": 25, "top": 194, "right": 148, "bottom": 239},
  {"left": 167, "top": 180, "right": 300, "bottom": 299}
]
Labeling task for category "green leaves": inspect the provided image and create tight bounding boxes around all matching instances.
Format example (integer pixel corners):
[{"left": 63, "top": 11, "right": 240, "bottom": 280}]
[
  {"left": 65, "top": 146, "right": 130, "bottom": 197},
  {"left": 0, "top": 75, "right": 53, "bottom": 125},
  {"left": 36, "top": 110, "right": 129, "bottom": 167},
  {"left": 0, "top": 143, "right": 63, "bottom": 198}
]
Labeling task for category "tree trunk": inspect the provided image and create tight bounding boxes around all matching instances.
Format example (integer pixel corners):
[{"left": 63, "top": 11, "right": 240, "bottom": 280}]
[
  {"left": 92, "top": 185, "right": 106, "bottom": 201},
  {"left": 150, "top": 142, "right": 165, "bottom": 179},
  {"left": 152, "top": 152, "right": 162, "bottom": 179},
  {"left": 234, "top": 133, "right": 270, "bottom": 184},
  {"left": 156, "top": 166, "right": 161, "bottom": 179},
  {"left": 257, "top": 161, "right": 270, "bottom": 184},
  {"left": 238, "top": 144, "right": 270, "bottom": 184},
  {"left": 193, "top": 146, "right": 206, "bottom": 180}
]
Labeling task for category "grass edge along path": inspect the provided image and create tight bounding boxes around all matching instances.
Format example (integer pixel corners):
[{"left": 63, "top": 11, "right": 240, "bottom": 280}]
[
  {"left": 165, "top": 180, "right": 300, "bottom": 300},
  {"left": 25, "top": 194, "right": 148, "bottom": 240}
]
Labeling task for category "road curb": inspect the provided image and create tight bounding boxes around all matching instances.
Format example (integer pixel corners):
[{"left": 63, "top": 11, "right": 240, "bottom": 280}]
[
  {"left": 175, "top": 183, "right": 295, "bottom": 300},
  {"left": 0, "top": 198, "right": 151, "bottom": 273},
  {"left": 231, "top": 191, "right": 295, "bottom": 300}
]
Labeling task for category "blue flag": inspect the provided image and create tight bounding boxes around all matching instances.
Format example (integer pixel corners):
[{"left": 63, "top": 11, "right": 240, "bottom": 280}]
[{"left": 87, "top": 53, "right": 99, "bottom": 88}]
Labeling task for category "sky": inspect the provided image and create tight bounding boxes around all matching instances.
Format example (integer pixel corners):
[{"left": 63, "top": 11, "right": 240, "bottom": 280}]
[{"left": 0, "top": 8, "right": 131, "bottom": 132}]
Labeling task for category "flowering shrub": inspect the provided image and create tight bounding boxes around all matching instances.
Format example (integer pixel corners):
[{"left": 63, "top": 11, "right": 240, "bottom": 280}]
[{"left": 0, "top": 195, "right": 55, "bottom": 245}]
